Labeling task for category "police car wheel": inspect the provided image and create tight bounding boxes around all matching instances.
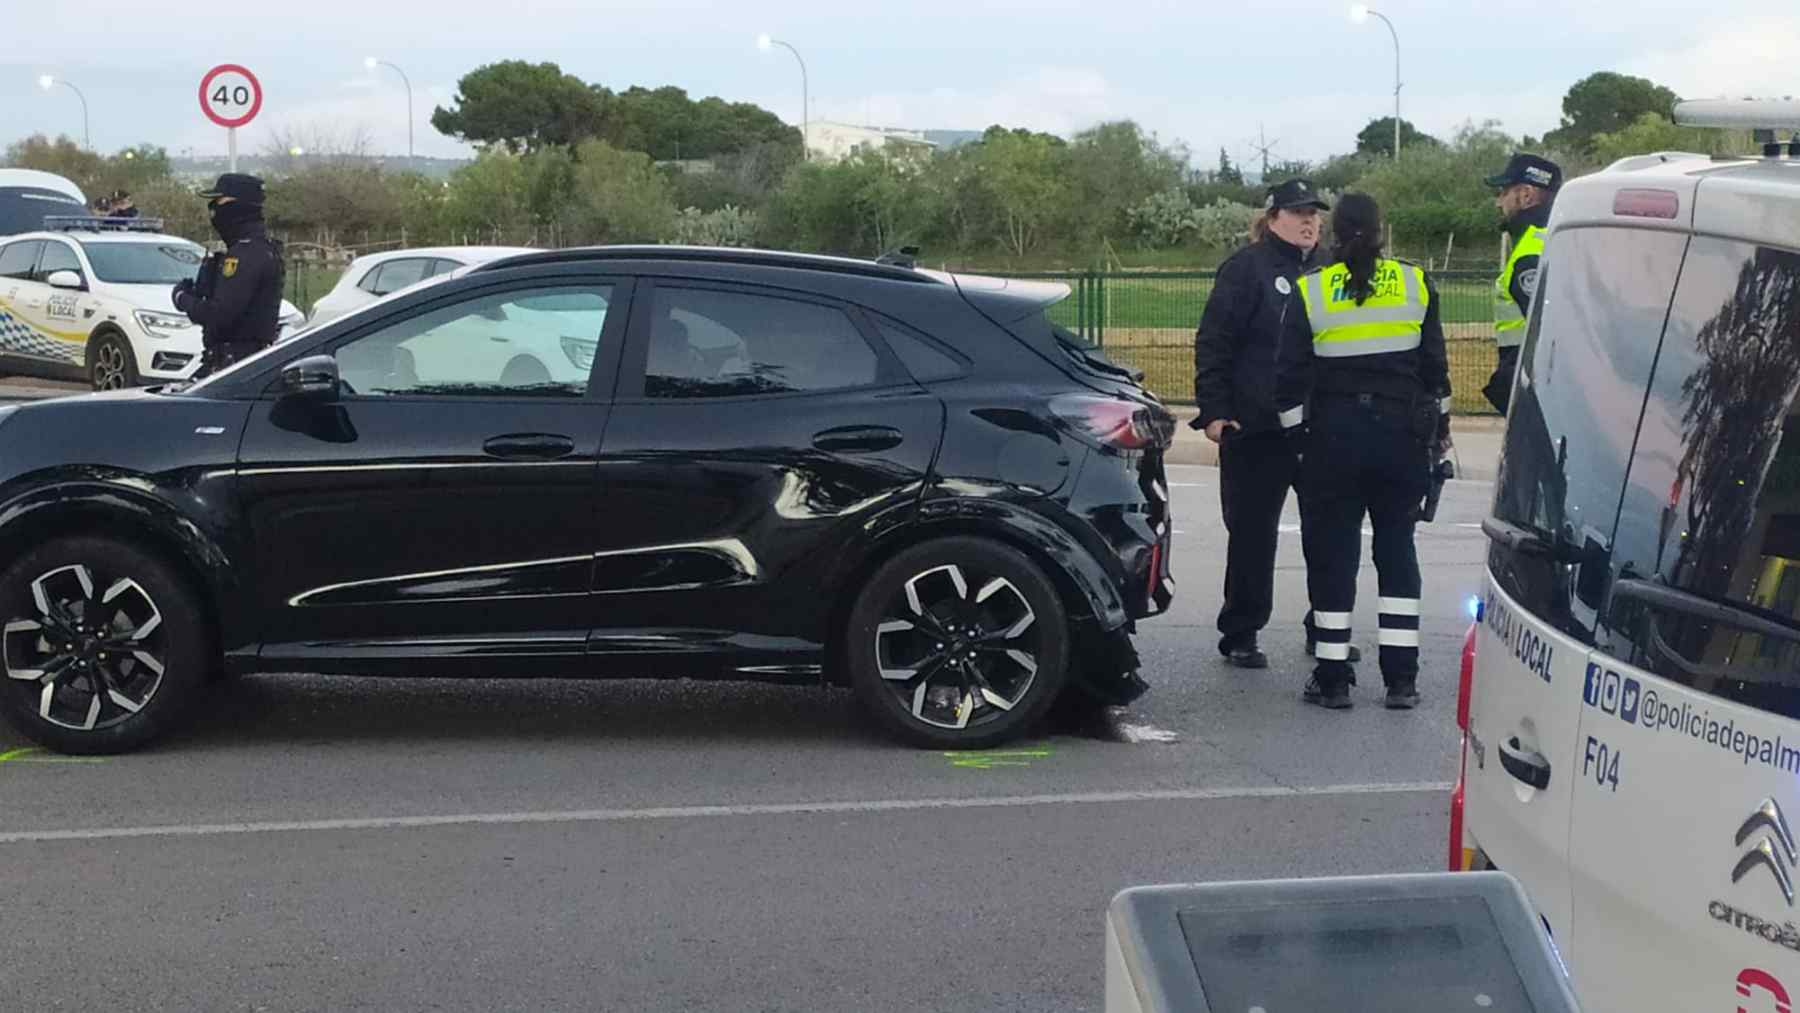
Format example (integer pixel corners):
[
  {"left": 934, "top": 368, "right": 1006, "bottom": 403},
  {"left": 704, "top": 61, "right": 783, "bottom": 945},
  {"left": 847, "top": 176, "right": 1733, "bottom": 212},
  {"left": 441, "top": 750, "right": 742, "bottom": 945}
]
[
  {"left": 845, "top": 537, "right": 1069, "bottom": 749},
  {"left": 87, "top": 330, "right": 138, "bottom": 391},
  {"left": 0, "top": 536, "right": 209, "bottom": 755}
]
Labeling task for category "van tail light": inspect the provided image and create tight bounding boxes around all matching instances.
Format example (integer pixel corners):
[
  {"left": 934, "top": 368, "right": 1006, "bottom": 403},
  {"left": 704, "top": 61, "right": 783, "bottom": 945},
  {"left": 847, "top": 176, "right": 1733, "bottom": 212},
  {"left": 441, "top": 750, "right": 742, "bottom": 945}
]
[
  {"left": 1449, "top": 750, "right": 1468, "bottom": 872},
  {"left": 1051, "top": 395, "right": 1175, "bottom": 451},
  {"left": 1456, "top": 621, "right": 1478, "bottom": 732}
]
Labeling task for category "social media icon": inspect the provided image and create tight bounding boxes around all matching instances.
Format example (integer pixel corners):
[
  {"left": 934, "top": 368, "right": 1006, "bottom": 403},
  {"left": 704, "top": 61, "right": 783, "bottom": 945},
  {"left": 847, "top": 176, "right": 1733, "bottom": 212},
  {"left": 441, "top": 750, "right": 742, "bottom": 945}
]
[
  {"left": 1620, "top": 677, "right": 1641, "bottom": 724},
  {"left": 1583, "top": 663, "right": 1601, "bottom": 706},
  {"left": 1601, "top": 671, "right": 1621, "bottom": 715}
]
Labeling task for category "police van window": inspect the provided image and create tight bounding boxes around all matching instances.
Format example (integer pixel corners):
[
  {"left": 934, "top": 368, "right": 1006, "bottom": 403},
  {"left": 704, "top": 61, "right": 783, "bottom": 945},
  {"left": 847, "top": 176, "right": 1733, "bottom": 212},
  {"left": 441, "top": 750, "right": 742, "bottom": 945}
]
[
  {"left": 1599, "top": 238, "right": 1800, "bottom": 718},
  {"left": 0, "top": 241, "right": 42, "bottom": 281},
  {"left": 1487, "top": 226, "right": 1688, "bottom": 645},
  {"left": 32, "top": 242, "right": 80, "bottom": 283}
]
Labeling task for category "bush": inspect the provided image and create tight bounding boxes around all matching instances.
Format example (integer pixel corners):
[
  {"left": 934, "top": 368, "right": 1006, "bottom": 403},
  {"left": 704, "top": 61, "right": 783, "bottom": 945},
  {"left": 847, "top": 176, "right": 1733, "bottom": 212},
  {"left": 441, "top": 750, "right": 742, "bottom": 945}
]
[{"left": 671, "top": 205, "right": 758, "bottom": 247}]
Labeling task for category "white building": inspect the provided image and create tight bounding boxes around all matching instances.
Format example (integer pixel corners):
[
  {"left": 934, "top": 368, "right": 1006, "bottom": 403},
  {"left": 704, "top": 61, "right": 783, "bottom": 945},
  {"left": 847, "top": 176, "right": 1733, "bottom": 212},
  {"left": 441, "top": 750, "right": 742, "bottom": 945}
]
[{"left": 805, "top": 122, "right": 936, "bottom": 163}]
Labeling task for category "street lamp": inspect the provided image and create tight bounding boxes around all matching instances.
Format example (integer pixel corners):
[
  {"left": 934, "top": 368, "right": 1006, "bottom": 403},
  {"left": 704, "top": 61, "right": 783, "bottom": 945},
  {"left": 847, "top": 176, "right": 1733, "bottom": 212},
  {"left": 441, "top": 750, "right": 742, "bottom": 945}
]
[
  {"left": 1350, "top": 5, "right": 1402, "bottom": 161},
  {"left": 365, "top": 57, "right": 415, "bottom": 171},
  {"left": 756, "top": 34, "right": 809, "bottom": 161},
  {"left": 37, "top": 75, "right": 90, "bottom": 150}
]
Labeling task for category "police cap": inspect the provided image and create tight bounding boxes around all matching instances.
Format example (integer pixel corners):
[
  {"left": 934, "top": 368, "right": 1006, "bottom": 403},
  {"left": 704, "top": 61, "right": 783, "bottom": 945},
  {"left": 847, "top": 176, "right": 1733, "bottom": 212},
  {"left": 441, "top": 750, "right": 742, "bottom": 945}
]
[
  {"left": 1264, "top": 178, "right": 1330, "bottom": 212},
  {"left": 197, "top": 173, "right": 266, "bottom": 205},
  {"left": 1484, "top": 153, "right": 1563, "bottom": 192}
]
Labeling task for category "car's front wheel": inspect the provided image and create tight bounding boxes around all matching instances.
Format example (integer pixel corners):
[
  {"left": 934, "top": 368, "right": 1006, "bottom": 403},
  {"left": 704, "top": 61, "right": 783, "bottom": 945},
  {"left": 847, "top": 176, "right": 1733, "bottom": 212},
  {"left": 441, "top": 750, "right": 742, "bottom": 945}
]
[
  {"left": 845, "top": 537, "right": 1069, "bottom": 749},
  {"left": 87, "top": 329, "right": 139, "bottom": 391},
  {"left": 0, "top": 537, "right": 210, "bottom": 754}
]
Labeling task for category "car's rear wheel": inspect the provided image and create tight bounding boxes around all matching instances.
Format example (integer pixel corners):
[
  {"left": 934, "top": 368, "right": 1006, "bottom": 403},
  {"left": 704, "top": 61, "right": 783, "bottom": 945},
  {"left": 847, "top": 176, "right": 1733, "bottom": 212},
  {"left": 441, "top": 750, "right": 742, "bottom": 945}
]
[
  {"left": 0, "top": 537, "right": 209, "bottom": 754},
  {"left": 87, "top": 329, "right": 138, "bottom": 391},
  {"left": 845, "top": 537, "right": 1069, "bottom": 749}
]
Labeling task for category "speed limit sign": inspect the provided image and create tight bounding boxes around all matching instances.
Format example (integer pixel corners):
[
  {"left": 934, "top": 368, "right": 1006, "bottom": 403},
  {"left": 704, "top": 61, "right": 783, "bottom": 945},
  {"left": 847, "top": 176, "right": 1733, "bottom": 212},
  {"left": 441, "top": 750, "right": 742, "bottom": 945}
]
[{"left": 198, "top": 64, "right": 262, "bottom": 128}]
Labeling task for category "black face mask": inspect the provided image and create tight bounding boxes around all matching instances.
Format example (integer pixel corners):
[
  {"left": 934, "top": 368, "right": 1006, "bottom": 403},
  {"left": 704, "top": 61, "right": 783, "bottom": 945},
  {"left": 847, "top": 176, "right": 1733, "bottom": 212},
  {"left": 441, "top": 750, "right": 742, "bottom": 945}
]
[{"left": 209, "top": 200, "right": 261, "bottom": 240}]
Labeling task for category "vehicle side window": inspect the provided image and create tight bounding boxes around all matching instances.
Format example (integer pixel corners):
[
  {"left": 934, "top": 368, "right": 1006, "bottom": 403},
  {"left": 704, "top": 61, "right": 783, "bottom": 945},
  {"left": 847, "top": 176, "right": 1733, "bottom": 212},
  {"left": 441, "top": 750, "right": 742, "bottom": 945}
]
[
  {"left": 356, "top": 264, "right": 384, "bottom": 294},
  {"left": 0, "top": 241, "right": 43, "bottom": 281},
  {"left": 1600, "top": 238, "right": 1800, "bottom": 719},
  {"left": 33, "top": 242, "right": 81, "bottom": 283},
  {"left": 371, "top": 258, "right": 429, "bottom": 296},
  {"left": 430, "top": 259, "right": 462, "bottom": 277},
  {"left": 643, "top": 285, "right": 882, "bottom": 399},
  {"left": 1488, "top": 226, "right": 1688, "bottom": 645},
  {"left": 333, "top": 285, "right": 612, "bottom": 398},
  {"left": 869, "top": 313, "right": 967, "bottom": 382}
]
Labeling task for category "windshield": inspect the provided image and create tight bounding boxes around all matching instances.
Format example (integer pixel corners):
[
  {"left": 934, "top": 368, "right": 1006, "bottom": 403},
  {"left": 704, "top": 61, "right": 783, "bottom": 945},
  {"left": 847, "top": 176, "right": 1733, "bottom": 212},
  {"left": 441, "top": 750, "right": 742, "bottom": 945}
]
[{"left": 82, "top": 242, "right": 205, "bottom": 284}]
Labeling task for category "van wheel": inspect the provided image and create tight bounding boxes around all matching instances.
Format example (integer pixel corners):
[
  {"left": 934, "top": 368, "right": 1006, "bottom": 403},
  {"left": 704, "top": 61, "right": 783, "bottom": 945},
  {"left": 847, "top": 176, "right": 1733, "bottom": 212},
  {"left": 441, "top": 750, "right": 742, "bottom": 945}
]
[
  {"left": 845, "top": 537, "right": 1069, "bottom": 749},
  {"left": 0, "top": 537, "right": 210, "bottom": 754},
  {"left": 87, "top": 330, "right": 138, "bottom": 391}
]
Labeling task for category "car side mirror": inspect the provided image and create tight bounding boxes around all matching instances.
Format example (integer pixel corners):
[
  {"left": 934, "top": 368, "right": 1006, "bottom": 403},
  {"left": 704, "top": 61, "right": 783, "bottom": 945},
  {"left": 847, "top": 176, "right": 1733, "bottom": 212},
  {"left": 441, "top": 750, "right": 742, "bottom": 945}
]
[
  {"left": 46, "top": 270, "right": 84, "bottom": 291},
  {"left": 280, "top": 355, "right": 340, "bottom": 400}
]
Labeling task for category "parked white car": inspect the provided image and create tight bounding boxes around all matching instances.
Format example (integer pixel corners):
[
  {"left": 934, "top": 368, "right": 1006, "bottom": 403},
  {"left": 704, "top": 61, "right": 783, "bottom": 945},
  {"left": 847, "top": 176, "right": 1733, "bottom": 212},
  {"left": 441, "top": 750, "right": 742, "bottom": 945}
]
[
  {"left": 307, "top": 246, "right": 538, "bottom": 327},
  {"left": 0, "top": 219, "right": 304, "bottom": 389},
  {"left": 1455, "top": 101, "right": 1800, "bottom": 1012}
]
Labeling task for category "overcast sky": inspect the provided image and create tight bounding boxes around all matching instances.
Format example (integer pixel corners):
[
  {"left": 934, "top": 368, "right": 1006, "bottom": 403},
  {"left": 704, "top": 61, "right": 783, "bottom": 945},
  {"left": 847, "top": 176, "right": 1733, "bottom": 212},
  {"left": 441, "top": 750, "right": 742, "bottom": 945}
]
[{"left": 4, "top": 1, "right": 1796, "bottom": 167}]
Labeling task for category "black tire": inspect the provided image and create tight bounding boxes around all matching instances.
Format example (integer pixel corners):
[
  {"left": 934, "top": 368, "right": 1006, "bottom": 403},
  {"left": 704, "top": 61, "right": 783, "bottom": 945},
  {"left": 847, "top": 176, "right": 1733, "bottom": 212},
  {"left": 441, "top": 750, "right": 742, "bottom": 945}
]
[
  {"left": 87, "top": 329, "right": 139, "bottom": 391},
  {"left": 0, "top": 536, "right": 210, "bottom": 754},
  {"left": 845, "top": 537, "right": 1069, "bottom": 749}
]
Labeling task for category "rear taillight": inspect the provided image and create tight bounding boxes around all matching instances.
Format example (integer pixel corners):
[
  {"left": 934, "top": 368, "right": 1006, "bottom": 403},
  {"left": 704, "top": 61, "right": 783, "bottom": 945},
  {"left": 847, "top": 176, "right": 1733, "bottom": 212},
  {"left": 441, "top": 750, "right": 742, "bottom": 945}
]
[
  {"left": 1050, "top": 395, "right": 1174, "bottom": 451},
  {"left": 1456, "top": 620, "right": 1478, "bottom": 732},
  {"left": 1449, "top": 756, "right": 1467, "bottom": 872}
]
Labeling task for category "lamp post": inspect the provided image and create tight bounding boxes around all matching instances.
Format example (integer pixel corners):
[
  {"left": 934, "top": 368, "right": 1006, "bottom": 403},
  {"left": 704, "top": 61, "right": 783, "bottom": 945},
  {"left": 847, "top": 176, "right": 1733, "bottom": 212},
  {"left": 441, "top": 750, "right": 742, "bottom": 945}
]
[
  {"left": 756, "top": 34, "right": 809, "bottom": 160},
  {"left": 37, "top": 75, "right": 90, "bottom": 150},
  {"left": 365, "top": 57, "right": 414, "bottom": 171},
  {"left": 1350, "top": 5, "right": 1401, "bottom": 160}
]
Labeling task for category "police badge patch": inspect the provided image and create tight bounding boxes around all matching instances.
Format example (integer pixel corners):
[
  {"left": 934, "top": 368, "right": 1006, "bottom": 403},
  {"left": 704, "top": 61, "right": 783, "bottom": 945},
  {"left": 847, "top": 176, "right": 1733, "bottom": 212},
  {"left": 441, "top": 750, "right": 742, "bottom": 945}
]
[
  {"left": 222, "top": 257, "right": 239, "bottom": 279},
  {"left": 1275, "top": 277, "right": 1292, "bottom": 295},
  {"left": 1517, "top": 267, "right": 1539, "bottom": 297}
]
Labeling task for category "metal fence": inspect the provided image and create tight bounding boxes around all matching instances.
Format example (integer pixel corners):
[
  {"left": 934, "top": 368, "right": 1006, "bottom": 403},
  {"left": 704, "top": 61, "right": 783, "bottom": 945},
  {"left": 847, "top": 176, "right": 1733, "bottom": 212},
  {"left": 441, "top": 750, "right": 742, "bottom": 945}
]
[{"left": 993, "top": 269, "right": 1500, "bottom": 414}]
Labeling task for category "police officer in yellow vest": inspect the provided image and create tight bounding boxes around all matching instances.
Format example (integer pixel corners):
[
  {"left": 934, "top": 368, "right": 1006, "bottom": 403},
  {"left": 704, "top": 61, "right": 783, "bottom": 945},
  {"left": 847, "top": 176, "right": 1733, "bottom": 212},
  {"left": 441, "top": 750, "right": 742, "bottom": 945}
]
[
  {"left": 1275, "top": 193, "right": 1451, "bottom": 710},
  {"left": 1481, "top": 153, "right": 1560, "bottom": 415}
]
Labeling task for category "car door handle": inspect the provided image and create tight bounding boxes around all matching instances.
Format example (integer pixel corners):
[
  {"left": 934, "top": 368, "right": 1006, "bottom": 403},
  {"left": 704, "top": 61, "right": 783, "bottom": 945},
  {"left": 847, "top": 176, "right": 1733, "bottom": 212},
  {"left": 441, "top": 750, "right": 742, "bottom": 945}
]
[
  {"left": 483, "top": 433, "right": 575, "bottom": 460},
  {"left": 1499, "top": 737, "right": 1552, "bottom": 790},
  {"left": 812, "top": 425, "right": 904, "bottom": 453}
]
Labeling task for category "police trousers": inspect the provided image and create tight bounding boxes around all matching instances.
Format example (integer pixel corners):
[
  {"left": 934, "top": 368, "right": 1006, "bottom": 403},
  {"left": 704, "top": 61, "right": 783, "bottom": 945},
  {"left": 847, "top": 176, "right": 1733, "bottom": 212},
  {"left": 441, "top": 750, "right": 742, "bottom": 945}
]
[
  {"left": 1216, "top": 429, "right": 1297, "bottom": 646},
  {"left": 1298, "top": 393, "right": 1430, "bottom": 689}
]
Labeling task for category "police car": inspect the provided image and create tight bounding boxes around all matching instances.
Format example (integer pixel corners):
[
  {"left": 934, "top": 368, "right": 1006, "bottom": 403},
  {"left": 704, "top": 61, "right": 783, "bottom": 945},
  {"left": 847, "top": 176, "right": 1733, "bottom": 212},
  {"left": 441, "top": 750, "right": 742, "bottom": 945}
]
[
  {"left": 0, "top": 216, "right": 303, "bottom": 390},
  {"left": 1454, "top": 99, "right": 1800, "bottom": 1011}
]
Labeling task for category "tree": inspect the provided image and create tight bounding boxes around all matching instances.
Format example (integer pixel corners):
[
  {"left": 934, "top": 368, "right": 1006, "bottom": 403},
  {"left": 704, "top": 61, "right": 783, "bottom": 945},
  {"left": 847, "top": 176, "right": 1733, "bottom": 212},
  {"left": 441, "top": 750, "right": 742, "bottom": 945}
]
[
  {"left": 1544, "top": 72, "right": 1679, "bottom": 153},
  {"left": 598, "top": 85, "right": 800, "bottom": 161},
  {"left": 971, "top": 127, "right": 1071, "bottom": 257},
  {"left": 1064, "top": 121, "right": 1186, "bottom": 245},
  {"left": 431, "top": 61, "right": 606, "bottom": 153},
  {"left": 565, "top": 140, "right": 677, "bottom": 243},
  {"left": 1215, "top": 147, "right": 1243, "bottom": 185},
  {"left": 1588, "top": 111, "right": 1750, "bottom": 165},
  {"left": 1356, "top": 121, "right": 1519, "bottom": 254},
  {"left": 1355, "top": 117, "right": 1439, "bottom": 158}
]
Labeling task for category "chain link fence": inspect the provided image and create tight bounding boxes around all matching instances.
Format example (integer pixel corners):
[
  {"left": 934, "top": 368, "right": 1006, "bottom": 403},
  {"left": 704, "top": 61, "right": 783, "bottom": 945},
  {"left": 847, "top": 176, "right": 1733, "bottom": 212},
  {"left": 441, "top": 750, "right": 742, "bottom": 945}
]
[{"left": 993, "top": 269, "right": 1500, "bottom": 414}]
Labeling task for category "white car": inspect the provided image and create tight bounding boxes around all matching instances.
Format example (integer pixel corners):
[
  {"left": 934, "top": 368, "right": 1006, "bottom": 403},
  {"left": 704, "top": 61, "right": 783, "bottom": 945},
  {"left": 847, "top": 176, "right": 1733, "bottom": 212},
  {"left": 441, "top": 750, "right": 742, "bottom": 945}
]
[
  {"left": 1455, "top": 101, "right": 1800, "bottom": 1012},
  {"left": 307, "top": 246, "right": 538, "bottom": 327},
  {"left": 0, "top": 219, "right": 304, "bottom": 389}
]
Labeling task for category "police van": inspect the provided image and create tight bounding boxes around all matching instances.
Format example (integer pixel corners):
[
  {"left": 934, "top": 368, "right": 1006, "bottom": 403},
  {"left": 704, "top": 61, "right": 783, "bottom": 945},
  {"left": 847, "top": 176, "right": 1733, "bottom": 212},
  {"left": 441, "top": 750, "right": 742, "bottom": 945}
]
[
  {"left": 1455, "top": 99, "right": 1800, "bottom": 1011},
  {"left": 0, "top": 169, "right": 86, "bottom": 236}
]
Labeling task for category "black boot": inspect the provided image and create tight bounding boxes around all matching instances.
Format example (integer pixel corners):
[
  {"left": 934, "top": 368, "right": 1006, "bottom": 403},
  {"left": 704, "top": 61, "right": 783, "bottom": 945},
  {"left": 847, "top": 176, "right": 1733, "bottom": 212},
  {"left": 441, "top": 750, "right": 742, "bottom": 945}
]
[
  {"left": 1303, "top": 676, "right": 1353, "bottom": 709},
  {"left": 1219, "top": 635, "right": 1268, "bottom": 669},
  {"left": 1384, "top": 680, "right": 1421, "bottom": 710}
]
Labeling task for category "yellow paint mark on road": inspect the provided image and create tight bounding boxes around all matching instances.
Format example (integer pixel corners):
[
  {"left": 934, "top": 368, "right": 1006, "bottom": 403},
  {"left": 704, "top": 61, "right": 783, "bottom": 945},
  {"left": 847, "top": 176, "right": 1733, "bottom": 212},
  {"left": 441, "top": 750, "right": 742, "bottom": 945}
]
[
  {"left": 944, "top": 746, "right": 1053, "bottom": 770},
  {"left": 0, "top": 746, "right": 105, "bottom": 765}
]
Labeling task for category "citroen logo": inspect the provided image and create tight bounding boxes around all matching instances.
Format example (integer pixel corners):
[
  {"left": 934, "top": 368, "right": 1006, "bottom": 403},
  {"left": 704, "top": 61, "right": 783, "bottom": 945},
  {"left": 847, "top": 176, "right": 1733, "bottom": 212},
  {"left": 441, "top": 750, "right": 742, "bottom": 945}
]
[{"left": 1733, "top": 798, "right": 1798, "bottom": 906}]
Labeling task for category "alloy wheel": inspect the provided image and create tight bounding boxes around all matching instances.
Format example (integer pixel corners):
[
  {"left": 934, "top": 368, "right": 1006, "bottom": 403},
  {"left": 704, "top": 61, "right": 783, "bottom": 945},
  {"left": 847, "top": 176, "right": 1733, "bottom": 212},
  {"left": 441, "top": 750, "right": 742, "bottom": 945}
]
[
  {"left": 93, "top": 341, "right": 128, "bottom": 391},
  {"left": 873, "top": 563, "right": 1042, "bottom": 731},
  {"left": 3, "top": 564, "right": 167, "bottom": 731}
]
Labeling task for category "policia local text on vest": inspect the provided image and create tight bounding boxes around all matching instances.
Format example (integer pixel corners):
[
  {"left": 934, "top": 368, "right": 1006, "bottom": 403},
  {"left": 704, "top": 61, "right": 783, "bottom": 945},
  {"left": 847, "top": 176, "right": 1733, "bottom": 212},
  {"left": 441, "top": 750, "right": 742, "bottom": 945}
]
[{"left": 1274, "top": 193, "right": 1451, "bottom": 711}]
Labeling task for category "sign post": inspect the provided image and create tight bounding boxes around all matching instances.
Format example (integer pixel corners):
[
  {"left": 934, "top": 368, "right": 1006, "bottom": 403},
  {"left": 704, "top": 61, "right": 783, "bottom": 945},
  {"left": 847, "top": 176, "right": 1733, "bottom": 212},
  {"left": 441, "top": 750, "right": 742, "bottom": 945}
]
[{"left": 198, "top": 64, "right": 263, "bottom": 172}]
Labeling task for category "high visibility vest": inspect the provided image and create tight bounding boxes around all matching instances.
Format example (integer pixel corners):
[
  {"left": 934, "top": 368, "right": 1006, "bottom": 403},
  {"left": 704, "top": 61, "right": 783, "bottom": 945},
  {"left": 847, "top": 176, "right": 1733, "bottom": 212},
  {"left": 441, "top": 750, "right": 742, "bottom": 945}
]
[
  {"left": 1493, "top": 225, "right": 1545, "bottom": 348},
  {"left": 1299, "top": 258, "right": 1430, "bottom": 359}
]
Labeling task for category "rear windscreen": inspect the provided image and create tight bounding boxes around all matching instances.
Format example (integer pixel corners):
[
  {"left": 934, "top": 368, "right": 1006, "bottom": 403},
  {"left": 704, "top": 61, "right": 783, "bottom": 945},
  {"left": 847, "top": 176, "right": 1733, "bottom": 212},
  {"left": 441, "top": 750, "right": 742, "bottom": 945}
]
[{"left": 0, "top": 188, "right": 85, "bottom": 237}]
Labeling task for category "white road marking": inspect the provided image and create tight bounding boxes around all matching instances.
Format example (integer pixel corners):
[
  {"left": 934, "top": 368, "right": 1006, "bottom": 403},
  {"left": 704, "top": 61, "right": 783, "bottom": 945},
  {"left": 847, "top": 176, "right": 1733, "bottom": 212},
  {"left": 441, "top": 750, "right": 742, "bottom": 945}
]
[
  {"left": 1114, "top": 723, "right": 1182, "bottom": 744},
  {"left": 0, "top": 781, "right": 1453, "bottom": 845}
]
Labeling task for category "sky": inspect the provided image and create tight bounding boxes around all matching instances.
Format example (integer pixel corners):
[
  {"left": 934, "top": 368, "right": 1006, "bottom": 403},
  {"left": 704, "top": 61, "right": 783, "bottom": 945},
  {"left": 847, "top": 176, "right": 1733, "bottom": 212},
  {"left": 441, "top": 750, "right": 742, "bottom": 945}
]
[{"left": 3, "top": 0, "right": 1797, "bottom": 168}]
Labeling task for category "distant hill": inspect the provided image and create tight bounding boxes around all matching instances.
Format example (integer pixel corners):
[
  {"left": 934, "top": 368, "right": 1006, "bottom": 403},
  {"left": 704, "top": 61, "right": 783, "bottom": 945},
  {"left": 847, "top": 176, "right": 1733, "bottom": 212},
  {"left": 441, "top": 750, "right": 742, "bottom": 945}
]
[{"left": 171, "top": 155, "right": 469, "bottom": 182}]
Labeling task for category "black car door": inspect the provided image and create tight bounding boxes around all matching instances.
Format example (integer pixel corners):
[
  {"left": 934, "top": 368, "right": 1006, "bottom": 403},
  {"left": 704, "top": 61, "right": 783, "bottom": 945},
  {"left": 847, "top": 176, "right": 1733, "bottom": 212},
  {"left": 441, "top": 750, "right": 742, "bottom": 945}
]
[
  {"left": 235, "top": 275, "right": 632, "bottom": 670},
  {"left": 589, "top": 277, "right": 944, "bottom": 671}
]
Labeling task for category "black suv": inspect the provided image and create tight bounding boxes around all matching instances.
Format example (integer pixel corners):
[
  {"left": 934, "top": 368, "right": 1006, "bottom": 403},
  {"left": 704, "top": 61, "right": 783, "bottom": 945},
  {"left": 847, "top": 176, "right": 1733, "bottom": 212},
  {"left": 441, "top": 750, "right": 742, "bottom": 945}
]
[{"left": 0, "top": 247, "right": 1174, "bottom": 754}]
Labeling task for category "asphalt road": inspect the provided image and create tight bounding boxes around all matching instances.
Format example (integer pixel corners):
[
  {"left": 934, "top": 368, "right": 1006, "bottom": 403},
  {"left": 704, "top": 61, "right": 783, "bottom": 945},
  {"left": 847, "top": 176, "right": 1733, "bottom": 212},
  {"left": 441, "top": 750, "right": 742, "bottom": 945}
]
[{"left": 0, "top": 463, "right": 1494, "bottom": 1013}]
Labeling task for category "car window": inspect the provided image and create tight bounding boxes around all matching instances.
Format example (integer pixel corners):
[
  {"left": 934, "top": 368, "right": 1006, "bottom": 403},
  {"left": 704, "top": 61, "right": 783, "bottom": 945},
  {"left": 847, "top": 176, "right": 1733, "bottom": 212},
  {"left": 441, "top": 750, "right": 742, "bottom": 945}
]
[
  {"left": 644, "top": 285, "right": 881, "bottom": 399},
  {"left": 1599, "top": 238, "right": 1800, "bottom": 718},
  {"left": 1488, "top": 226, "right": 1688, "bottom": 644},
  {"left": 429, "top": 258, "right": 462, "bottom": 277},
  {"left": 371, "top": 258, "right": 429, "bottom": 296},
  {"left": 32, "top": 241, "right": 81, "bottom": 282},
  {"left": 0, "top": 240, "right": 43, "bottom": 281},
  {"left": 870, "top": 314, "right": 966, "bottom": 382},
  {"left": 333, "top": 285, "right": 612, "bottom": 398},
  {"left": 356, "top": 263, "right": 384, "bottom": 294},
  {"left": 81, "top": 242, "right": 204, "bottom": 284}
]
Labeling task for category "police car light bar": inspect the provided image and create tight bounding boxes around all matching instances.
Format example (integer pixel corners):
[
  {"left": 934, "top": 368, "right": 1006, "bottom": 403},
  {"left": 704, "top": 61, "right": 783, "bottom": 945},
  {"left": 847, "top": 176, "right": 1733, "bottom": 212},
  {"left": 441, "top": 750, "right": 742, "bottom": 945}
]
[
  {"left": 1674, "top": 99, "right": 1800, "bottom": 131},
  {"left": 42, "top": 215, "right": 168, "bottom": 233}
]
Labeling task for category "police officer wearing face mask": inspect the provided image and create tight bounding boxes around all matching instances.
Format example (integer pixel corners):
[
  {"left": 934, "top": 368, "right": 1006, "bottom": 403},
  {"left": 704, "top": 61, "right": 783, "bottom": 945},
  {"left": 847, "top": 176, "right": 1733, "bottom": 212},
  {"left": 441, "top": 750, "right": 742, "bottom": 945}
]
[{"left": 172, "top": 173, "right": 284, "bottom": 377}]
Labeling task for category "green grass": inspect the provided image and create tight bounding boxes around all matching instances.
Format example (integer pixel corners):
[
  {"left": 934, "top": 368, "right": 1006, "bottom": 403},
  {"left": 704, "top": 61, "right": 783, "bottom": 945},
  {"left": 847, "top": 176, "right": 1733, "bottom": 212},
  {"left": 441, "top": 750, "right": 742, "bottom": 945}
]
[{"left": 1037, "top": 274, "right": 1495, "bottom": 331}]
